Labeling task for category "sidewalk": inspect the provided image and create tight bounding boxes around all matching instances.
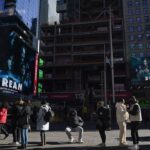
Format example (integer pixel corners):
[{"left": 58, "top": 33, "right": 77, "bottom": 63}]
[{"left": 0, "top": 128, "right": 150, "bottom": 150}]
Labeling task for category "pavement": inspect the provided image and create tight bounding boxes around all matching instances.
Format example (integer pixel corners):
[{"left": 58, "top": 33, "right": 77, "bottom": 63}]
[{"left": 0, "top": 122, "right": 150, "bottom": 150}]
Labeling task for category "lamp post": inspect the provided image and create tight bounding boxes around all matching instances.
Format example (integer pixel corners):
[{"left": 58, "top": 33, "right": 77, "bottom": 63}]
[
  {"left": 104, "top": 44, "right": 107, "bottom": 105},
  {"left": 109, "top": 6, "right": 115, "bottom": 103}
]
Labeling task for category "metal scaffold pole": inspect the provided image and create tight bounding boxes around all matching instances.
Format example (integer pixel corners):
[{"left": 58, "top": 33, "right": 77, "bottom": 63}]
[{"left": 109, "top": 6, "right": 115, "bottom": 103}]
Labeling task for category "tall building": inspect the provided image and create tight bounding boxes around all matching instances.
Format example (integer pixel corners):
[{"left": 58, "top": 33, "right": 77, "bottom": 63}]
[
  {"left": 0, "top": 0, "right": 38, "bottom": 100},
  {"left": 38, "top": 0, "right": 127, "bottom": 107},
  {"left": 122, "top": 0, "right": 150, "bottom": 102}
]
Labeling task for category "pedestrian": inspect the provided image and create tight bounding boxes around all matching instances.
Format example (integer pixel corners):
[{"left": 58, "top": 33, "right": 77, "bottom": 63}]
[
  {"left": 0, "top": 101, "right": 9, "bottom": 140},
  {"left": 65, "top": 108, "right": 84, "bottom": 143},
  {"left": 36, "top": 100, "right": 53, "bottom": 146},
  {"left": 116, "top": 98, "right": 129, "bottom": 146},
  {"left": 128, "top": 96, "right": 142, "bottom": 150},
  {"left": 11, "top": 100, "right": 21, "bottom": 145},
  {"left": 95, "top": 101, "right": 110, "bottom": 147},
  {"left": 17, "top": 98, "right": 31, "bottom": 149}
]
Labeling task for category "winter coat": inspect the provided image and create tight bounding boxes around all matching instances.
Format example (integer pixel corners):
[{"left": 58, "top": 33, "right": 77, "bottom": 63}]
[
  {"left": 0, "top": 108, "right": 8, "bottom": 124},
  {"left": 116, "top": 102, "right": 128, "bottom": 123},
  {"left": 67, "top": 110, "right": 84, "bottom": 128},
  {"left": 96, "top": 106, "right": 110, "bottom": 129},
  {"left": 129, "top": 103, "right": 142, "bottom": 122},
  {"left": 17, "top": 104, "right": 31, "bottom": 129},
  {"left": 36, "top": 104, "right": 51, "bottom": 131}
]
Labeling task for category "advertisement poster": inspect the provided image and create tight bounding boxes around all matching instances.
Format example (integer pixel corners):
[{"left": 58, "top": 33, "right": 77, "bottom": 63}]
[
  {"left": 130, "top": 52, "right": 150, "bottom": 85},
  {"left": 0, "top": 27, "right": 36, "bottom": 95}
]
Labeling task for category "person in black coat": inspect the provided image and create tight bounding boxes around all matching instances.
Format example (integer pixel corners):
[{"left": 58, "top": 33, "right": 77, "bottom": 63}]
[
  {"left": 95, "top": 101, "right": 110, "bottom": 147},
  {"left": 65, "top": 109, "right": 84, "bottom": 143},
  {"left": 11, "top": 100, "right": 21, "bottom": 145},
  {"left": 17, "top": 99, "right": 31, "bottom": 150}
]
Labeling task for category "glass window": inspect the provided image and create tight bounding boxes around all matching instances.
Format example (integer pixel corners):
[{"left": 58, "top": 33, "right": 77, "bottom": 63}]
[
  {"left": 135, "top": 9, "right": 141, "bottom": 14},
  {"left": 137, "top": 26, "right": 142, "bottom": 32},
  {"left": 135, "top": 1, "right": 141, "bottom": 7},
  {"left": 128, "top": 9, "right": 133, "bottom": 15},
  {"left": 138, "top": 34, "right": 143, "bottom": 41},
  {"left": 128, "top": 26, "right": 134, "bottom": 32},
  {"left": 145, "top": 25, "right": 150, "bottom": 31},
  {"left": 138, "top": 43, "right": 143, "bottom": 49},
  {"left": 129, "top": 43, "right": 135, "bottom": 49},
  {"left": 0, "top": 0, "right": 4, "bottom": 11},
  {"left": 136, "top": 17, "right": 142, "bottom": 23},
  {"left": 146, "top": 33, "right": 150, "bottom": 40},
  {"left": 146, "top": 43, "right": 150, "bottom": 48},
  {"left": 144, "top": 16, "right": 149, "bottom": 22},
  {"left": 142, "top": 0, "right": 148, "bottom": 6},
  {"left": 128, "top": 1, "right": 133, "bottom": 7},
  {"left": 129, "top": 35, "right": 134, "bottom": 41},
  {"left": 128, "top": 18, "right": 134, "bottom": 23},
  {"left": 143, "top": 9, "right": 148, "bottom": 14}
]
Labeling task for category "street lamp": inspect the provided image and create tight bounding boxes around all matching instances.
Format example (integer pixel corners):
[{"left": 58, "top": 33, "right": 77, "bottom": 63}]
[{"left": 109, "top": 6, "right": 115, "bottom": 103}]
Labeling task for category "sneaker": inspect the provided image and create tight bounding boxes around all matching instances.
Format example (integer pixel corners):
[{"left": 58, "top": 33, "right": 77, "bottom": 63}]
[
  {"left": 128, "top": 144, "right": 139, "bottom": 150},
  {"left": 69, "top": 137, "right": 74, "bottom": 143},
  {"left": 15, "top": 142, "right": 20, "bottom": 145},
  {"left": 78, "top": 139, "right": 84, "bottom": 143},
  {"left": 10, "top": 142, "right": 20, "bottom": 145},
  {"left": 98, "top": 143, "right": 106, "bottom": 147}
]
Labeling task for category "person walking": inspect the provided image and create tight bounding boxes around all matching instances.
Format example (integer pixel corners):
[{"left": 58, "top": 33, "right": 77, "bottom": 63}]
[
  {"left": 0, "top": 101, "right": 9, "bottom": 140},
  {"left": 116, "top": 98, "right": 129, "bottom": 146},
  {"left": 11, "top": 100, "right": 21, "bottom": 145},
  {"left": 128, "top": 96, "right": 142, "bottom": 150},
  {"left": 17, "top": 99, "right": 31, "bottom": 150},
  {"left": 36, "top": 100, "right": 52, "bottom": 146},
  {"left": 95, "top": 101, "right": 110, "bottom": 147},
  {"left": 65, "top": 108, "right": 84, "bottom": 143}
]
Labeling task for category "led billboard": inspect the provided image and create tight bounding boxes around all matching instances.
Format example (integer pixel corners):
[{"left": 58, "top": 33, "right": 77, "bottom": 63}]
[
  {"left": 130, "top": 52, "right": 150, "bottom": 85},
  {"left": 0, "top": 26, "right": 36, "bottom": 95}
]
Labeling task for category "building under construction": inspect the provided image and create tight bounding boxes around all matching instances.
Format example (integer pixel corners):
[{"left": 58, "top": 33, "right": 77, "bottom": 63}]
[{"left": 38, "top": 0, "right": 128, "bottom": 106}]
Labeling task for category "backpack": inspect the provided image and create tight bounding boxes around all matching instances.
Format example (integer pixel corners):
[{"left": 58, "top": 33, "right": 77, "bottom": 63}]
[{"left": 44, "top": 109, "right": 54, "bottom": 122}]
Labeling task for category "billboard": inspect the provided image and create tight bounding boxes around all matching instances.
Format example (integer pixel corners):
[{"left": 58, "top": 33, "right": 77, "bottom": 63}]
[
  {"left": 0, "top": 26, "right": 36, "bottom": 95},
  {"left": 130, "top": 52, "right": 150, "bottom": 85}
]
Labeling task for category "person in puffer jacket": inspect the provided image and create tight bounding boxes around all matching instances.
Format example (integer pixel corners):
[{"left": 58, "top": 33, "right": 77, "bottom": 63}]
[
  {"left": 36, "top": 100, "right": 52, "bottom": 146},
  {"left": 65, "top": 109, "right": 84, "bottom": 143},
  {"left": 116, "top": 98, "right": 129, "bottom": 146},
  {"left": 128, "top": 96, "right": 142, "bottom": 150},
  {"left": 0, "top": 101, "right": 9, "bottom": 140}
]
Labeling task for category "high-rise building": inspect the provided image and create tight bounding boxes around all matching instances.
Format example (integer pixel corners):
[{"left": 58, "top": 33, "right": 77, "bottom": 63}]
[
  {"left": 38, "top": 0, "right": 127, "bottom": 106},
  {"left": 0, "top": 0, "right": 38, "bottom": 99},
  {"left": 0, "top": 0, "right": 40, "bottom": 37},
  {"left": 121, "top": 0, "right": 150, "bottom": 103}
]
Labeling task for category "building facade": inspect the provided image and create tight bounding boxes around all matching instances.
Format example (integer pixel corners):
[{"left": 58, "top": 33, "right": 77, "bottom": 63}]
[
  {"left": 0, "top": 0, "right": 38, "bottom": 100},
  {"left": 0, "top": 0, "right": 40, "bottom": 35},
  {"left": 38, "top": 0, "right": 127, "bottom": 105}
]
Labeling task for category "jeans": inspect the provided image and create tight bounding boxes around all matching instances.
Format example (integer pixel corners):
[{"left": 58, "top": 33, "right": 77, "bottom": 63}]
[
  {"left": 21, "top": 128, "right": 28, "bottom": 145},
  {"left": 12, "top": 126, "right": 20, "bottom": 142},
  {"left": 65, "top": 126, "right": 83, "bottom": 140}
]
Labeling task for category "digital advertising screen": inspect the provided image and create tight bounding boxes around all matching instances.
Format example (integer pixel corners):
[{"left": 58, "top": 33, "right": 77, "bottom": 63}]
[
  {"left": 0, "top": 26, "right": 37, "bottom": 95},
  {"left": 130, "top": 52, "right": 150, "bottom": 85}
]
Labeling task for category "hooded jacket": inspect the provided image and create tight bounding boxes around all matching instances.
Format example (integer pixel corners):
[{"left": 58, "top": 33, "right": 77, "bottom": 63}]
[
  {"left": 36, "top": 104, "right": 51, "bottom": 131},
  {"left": 67, "top": 110, "right": 84, "bottom": 128},
  {"left": 116, "top": 102, "right": 128, "bottom": 123}
]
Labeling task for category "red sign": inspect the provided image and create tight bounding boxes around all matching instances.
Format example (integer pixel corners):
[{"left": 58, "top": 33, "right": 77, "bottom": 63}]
[{"left": 33, "top": 53, "right": 38, "bottom": 95}]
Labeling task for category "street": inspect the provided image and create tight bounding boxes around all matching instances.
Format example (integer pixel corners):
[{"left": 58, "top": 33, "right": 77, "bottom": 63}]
[{"left": 0, "top": 124, "right": 150, "bottom": 150}]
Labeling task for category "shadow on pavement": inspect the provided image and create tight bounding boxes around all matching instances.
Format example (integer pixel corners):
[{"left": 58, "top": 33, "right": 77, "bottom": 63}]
[{"left": 1, "top": 144, "right": 150, "bottom": 150}]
